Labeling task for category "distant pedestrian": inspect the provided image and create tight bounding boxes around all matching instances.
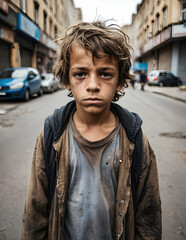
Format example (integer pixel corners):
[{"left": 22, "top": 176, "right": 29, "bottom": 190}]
[
  {"left": 21, "top": 21, "right": 162, "bottom": 240},
  {"left": 130, "top": 78, "right": 136, "bottom": 89},
  {"left": 140, "top": 70, "right": 147, "bottom": 91}
]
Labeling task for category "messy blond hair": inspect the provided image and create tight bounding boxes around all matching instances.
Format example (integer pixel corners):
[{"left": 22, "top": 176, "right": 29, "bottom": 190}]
[{"left": 53, "top": 21, "right": 133, "bottom": 101}]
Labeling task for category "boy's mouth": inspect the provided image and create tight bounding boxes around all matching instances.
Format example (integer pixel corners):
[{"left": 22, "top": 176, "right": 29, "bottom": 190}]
[{"left": 84, "top": 98, "right": 102, "bottom": 104}]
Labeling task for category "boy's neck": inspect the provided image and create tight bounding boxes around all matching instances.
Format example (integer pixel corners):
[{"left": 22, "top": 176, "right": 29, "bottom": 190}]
[{"left": 72, "top": 107, "right": 117, "bottom": 141}]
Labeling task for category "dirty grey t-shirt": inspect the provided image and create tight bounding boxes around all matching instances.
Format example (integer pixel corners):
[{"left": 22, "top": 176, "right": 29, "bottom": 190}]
[{"left": 64, "top": 115, "right": 120, "bottom": 240}]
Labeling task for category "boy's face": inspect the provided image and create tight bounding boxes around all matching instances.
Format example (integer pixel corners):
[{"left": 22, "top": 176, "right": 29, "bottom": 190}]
[{"left": 67, "top": 44, "right": 122, "bottom": 115}]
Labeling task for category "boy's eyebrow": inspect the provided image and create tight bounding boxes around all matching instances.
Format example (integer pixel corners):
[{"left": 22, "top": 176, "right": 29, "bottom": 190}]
[
  {"left": 97, "top": 67, "right": 117, "bottom": 71},
  {"left": 70, "top": 67, "right": 117, "bottom": 71},
  {"left": 71, "top": 67, "right": 88, "bottom": 71}
]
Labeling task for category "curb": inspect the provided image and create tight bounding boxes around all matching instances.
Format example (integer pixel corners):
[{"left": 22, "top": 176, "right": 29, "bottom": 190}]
[{"left": 151, "top": 91, "right": 186, "bottom": 104}]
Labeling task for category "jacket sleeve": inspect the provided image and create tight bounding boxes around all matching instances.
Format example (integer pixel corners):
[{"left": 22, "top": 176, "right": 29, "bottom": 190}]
[
  {"left": 135, "top": 131, "right": 162, "bottom": 240},
  {"left": 21, "top": 128, "right": 49, "bottom": 240}
]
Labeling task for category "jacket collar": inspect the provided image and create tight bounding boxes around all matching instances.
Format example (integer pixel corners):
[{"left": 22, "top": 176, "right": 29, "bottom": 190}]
[{"left": 47, "top": 100, "right": 142, "bottom": 142}]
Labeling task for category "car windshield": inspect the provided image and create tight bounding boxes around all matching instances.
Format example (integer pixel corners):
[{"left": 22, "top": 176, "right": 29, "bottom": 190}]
[
  {"left": 41, "top": 74, "right": 52, "bottom": 80},
  {"left": 166, "top": 72, "right": 175, "bottom": 77},
  {"left": 159, "top": 72, "right": 175, "bottom": 77},
  {"left": 0, "top": 69, "right": 28, "bottom": 79}
]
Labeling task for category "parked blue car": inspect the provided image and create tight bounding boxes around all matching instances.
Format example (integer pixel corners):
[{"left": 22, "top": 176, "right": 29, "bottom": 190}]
[{"left": 0, "top": 67, "right": 42, "bottom": 101}]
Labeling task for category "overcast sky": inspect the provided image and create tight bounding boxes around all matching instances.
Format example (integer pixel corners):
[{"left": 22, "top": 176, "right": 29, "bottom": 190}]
[{"left": 73, "top": 0, "right": 142, "bottom": 26}]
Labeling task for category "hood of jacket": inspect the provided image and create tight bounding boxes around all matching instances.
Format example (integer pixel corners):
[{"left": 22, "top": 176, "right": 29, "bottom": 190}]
[{"left": 45, "top": 100, "right": 142, "bottom": 142}]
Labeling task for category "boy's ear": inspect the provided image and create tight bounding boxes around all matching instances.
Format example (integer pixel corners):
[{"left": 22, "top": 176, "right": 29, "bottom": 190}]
[
  {"left": 116, "top": 83, "right": 123, "bottom": 92},
  {"left": 65, "top": 84, "right": 71, "bottom": 91}
]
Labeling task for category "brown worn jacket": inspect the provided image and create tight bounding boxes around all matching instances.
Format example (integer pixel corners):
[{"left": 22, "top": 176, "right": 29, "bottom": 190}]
[{"left": 21, "top": 124, "right": 162, "bottom": 240}]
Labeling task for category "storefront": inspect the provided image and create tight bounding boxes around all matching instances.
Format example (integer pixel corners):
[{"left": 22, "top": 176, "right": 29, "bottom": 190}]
[
  {"left": 38, "top": 31, "right": 58, "bottom": 73},
  {"left": 47, "top": 49, "right": 56, "bottom": 73},
  {"left": 36, "top": 42, "right": 48, "bottom": 73},
  {"left": 178, "top": 40, "right": 186, "bottom": 82},
  {"left": 158, "top": 43, "right": 172, "bottom": 71},
  {"left": 0, "top": 30, "right": 12, "bottom": 71},
  {"left": 15, "top": 12, "right": 40, "bottom": 68},
  {"left": 14, "top": 31, "right": 34, "bottom": 67},
  {"left": 172, "top": 24, "right": 186, "bottom": 82},
  {"left": 0, "top": 2, "right": 16, "bottom": 70}
]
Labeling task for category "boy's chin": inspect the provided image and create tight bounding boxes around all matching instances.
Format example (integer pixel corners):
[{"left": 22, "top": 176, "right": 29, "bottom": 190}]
[{"left": 82, "top": 105, "right": 110, "bottom": 115}]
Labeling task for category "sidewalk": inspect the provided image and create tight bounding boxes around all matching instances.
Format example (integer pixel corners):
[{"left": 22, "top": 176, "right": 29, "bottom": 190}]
[
  {"left": 145, "top": 85, "right": 186, "bottom": 103},
  {"left": 131, "top": 82, "right": 186, "bottom": 103}
]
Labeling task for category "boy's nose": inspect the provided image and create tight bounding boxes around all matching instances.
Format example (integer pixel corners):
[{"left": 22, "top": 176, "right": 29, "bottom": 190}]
[{"left": 86, "top": 75, "right": 100, "bottom": 92}]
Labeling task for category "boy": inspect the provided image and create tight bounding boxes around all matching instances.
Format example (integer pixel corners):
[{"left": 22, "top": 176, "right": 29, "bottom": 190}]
[{"left": 21, "top": 21, "right": 162, "bottom": 239}]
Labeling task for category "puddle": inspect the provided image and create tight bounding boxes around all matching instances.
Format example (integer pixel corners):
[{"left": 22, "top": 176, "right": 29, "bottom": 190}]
[
  {"left": 0, "top": 118, "right": 14, "bottom": 128},
  {"left": 0, "top": 110, "right": 6, "bottom": 115},
  {"left": 0, "top": 122, "right": 14, "bottom": 128}
]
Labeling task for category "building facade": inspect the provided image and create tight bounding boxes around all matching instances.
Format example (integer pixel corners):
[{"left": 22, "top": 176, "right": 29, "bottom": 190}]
[
  {"left": 123, "top": 0, "right": 186, "bottom": 82},
  {"left": 0, "top": 0, "right": 82, "bottom": 73}
]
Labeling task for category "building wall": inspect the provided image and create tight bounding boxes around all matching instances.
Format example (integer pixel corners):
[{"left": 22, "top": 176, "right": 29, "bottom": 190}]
[
  {"left": 0, "top": 0, "right": 82, "bottom": 72},
  {"left": 18, "top": 0, "right": 65, "bottom": 39},
  {"left": 133, "top": 0, "right": 183, "bottom": 52},
  {"left": 137, "top": 0, "right": 181, "bottom": 42},
  {"left": 122, "top": 12, "right": 141, "bottom": 61},
  {"left": 125, "top": 0, "right": 186, "bottom": 80},
  {"left": 64, "top": 0, "right": 82, "bottom": 27},
  {"left": 11, "top": 0, "right": 19, "bottom": 7}
]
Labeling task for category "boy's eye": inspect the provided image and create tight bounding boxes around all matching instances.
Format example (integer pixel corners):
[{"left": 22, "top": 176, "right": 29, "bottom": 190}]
[
  {"left": 100, "top": 72, "right": 112, "bottom": 79},
  {"left": 74, "top": 72, "right": 87, "bottom": 78}
]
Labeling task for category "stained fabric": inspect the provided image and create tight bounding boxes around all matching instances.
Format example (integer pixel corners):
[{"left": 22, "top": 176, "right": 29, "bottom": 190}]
[{"left": 64, "top": 116, "right": 120, "bottom": 239}]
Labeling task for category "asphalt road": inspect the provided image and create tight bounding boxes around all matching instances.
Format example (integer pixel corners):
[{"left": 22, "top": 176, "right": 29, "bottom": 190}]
[{"left": 0, "top": 87, "right": 186, "bottom": 240}]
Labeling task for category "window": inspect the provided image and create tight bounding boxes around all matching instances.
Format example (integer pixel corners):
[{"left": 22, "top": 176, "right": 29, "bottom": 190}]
[
  {"left": 54, "top": 26, "right": 57, "bottom": 38},
  {"left": 181, "top": 1, "right": 186, "bottom": 21},
  {"left": 0, "top": 69, "right": 28, "bottom": 79},
  {"left": 28, "top": 71, "right": 37, "bottom": 80},
  {"left": 54, "top": 25, "right": 58, "bottom": 39},
  {"left": 43, "top": 11, "right": 47, "bottom": 32},
  {"left": 156, "top": 13, "right": 160, "bottom": 32},
  {"left": 166, "top": 72, "right": 174, "bottom": 78},
  {"left": 20, "top": 0, "right": 27, "bottom": 12},
  {"left": 34, "top": 1, "right": 39, "bottom": 24},
  {"left": 151, "top": 20, "right": 154, "bottom": 35},
  {"left": 50, "top": 19, "right": 53, "bottom": 37},
  {"left": 163, "top": 6, "right": 167, "bottom": 27}
]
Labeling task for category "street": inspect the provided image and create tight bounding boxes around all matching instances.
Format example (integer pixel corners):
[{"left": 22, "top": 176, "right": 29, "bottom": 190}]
[{"left": 0, "top": 87, "right": 186, "bottom": 240}]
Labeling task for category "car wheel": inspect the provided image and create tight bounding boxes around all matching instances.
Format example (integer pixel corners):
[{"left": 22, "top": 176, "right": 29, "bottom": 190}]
[
  {"left": 50, "top": 87, "right": 54, "bottom": 93},
  {"left": 159, "top": 82, "right": 164, "bottom": 87},
  {"left": 177, "top": 82, "right": 182, "bottom": 86},
  {"left": 24, "top": 89, "right": 30, "bottom": 101},
  {"left": 38, "top": 88, "right": 43, "bottom": 97}
]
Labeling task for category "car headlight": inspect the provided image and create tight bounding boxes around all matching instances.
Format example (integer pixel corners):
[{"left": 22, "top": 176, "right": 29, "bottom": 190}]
[{"left": 10, "top": 82, "right": 24, "bottom": 89}]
